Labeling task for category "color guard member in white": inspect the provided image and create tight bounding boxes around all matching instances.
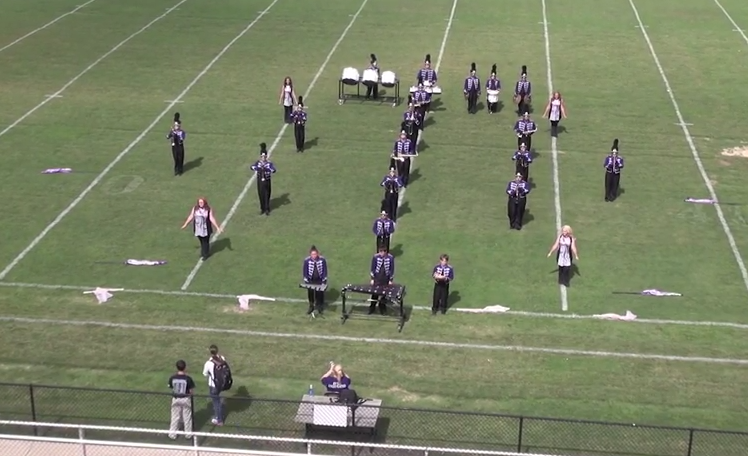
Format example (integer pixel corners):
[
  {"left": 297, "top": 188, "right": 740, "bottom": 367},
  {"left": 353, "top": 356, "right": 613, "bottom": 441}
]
[
  {"left": 278, "top": 76, "right": 297, "bottom": 124},
  {"left": 547, "top": 225, "right": 579, "bottom": 287},
  {"left": 542, "top": 91, "right": 567, "bottom": 138}
]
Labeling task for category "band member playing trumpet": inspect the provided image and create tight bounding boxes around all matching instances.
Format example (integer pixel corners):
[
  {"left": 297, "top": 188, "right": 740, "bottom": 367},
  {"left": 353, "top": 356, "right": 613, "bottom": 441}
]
[
  {"left": 512, "top": 143, "right": 533, "bottom": 182},
  {"left": 369, "top": 246, "right": 395, "bottom": 315},
  {"left": 431, "top": 254, "right": 454, "bottom": 315},
  {"left": 514, "top": 112, "right": 538, "bottom": 150},
  {"left": 250, "top": 143, "right": 277, "bottom": 215},
  {"left": 604, "top": 139, "right": 624, "bottom": 202},
  {"left": 506, "top": 173, "right": 530, "bottom": 230},
  {"left": 372, "top": 211, "right": 396, "bottom": 251},
  {"left": 290, "top": 96, "right": 307, "bottom": 153},
  {"left": 401, "top": 98, "right": 421, "bottom": 143},
  {"left": 463, "top": 63, "right": 480, "bottom": 114},
  {"left": 412, "top": 80, "right": 429, "bottom": 122},
  {"left": 542, "top": 91, "right": 567, "bottom": 137},
  {"left": 513, "top": 65, "right": 532, "bottom": 116},
  {"left": 390, "top": 131, "right": 414, "bottom": 187},
  {"left": 380, "top": 168, "right": 403, "bottom": 223},
  {"left": 486, "top": 64, "right": 501, "bottom": 114},
  {"left": 167, "top": 112, "right": 186, "bottom": 176},
  {"left": 302, "top": 245, "right": 328, "bottom": 315},
  {"left": 365, "top": 54, "right": 379, "bottom": 100}
]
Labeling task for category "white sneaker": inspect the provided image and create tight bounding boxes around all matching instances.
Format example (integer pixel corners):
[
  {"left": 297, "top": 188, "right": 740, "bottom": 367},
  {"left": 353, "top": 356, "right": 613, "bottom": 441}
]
[{"left": 211, "top": 418, "right": 218, "bottom": 425}]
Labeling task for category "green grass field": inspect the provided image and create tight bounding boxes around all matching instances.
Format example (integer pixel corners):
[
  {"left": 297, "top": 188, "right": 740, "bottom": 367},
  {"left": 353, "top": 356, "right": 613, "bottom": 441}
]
[{"left": 1, "top": 0, "right": 748, "bottom": 453}]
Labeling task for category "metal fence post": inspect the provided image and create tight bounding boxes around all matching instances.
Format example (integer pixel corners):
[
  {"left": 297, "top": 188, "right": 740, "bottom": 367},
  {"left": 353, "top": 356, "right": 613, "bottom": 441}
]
[
  {"left": 686, "top": 429, "right": 694, "bottom": 456},
  {"left": 28, "top": 384, "right": 38, "bottom": 436},
  {"left": 516, "top": 417, "right": 524, "bottom": 453}
]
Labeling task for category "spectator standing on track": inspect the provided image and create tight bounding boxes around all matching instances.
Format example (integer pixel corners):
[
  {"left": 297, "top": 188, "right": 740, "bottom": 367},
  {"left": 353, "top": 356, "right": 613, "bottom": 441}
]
[
  {"left": 168, "top": 360, "right": 195, "bottom": 440},
  {"left": 202, "top": 345, "right": 233, "bottom": 426}
]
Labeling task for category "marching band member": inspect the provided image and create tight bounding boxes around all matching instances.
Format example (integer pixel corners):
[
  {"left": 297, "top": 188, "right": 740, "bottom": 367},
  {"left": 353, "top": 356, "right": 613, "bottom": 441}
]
[
  {"left": 290, "top": 96, "right": 307, "bottom": 153},
  {"left": 416, "top": 53, "right": 438, "bottom": 86},
  {"left": 250, "top": 143, "right": 277, "bottom": 215},
  {"left": 512, "top": 143, "right": 533, "bottom": 182},
  {"left": 412, "top": 84, "right": 428, "bottom": 126},
  {"left": 547, "top": 225, "right": 579, "bottom": 287},
  {"left": 604, "top": 139, "right": 624, "bottom": 202},
  {"left": 463, "top": 62, "right": 480, "bottom": 114},
  {"left": 431, "top": 254, "right": 454, "bottom": 315},
  {"left": 369, "top": 246, "right": 395, "bottom": 315},
  {"left": 278, "top": 76, "right": 297, "bottom": 124},
  {"left": 513, "top": 65, "right": 532, "bottom": 116},
  {"left": 506, "top": 173, "right": 530, "bottom": 230},
  {"left": 166, "top": 112, "right": 186, "bottom": 176},
  {"left": 513, "top": 112, "right": 538, "bottom": 150},
  {"left": 365, "top": 54, "right": 379, "bottom": 100},
  {"left": 390, "top": 131, "right": 413, "bottom": 187},
  {"left": 380, "top": 167, "right": 403, "bottom": 223},
  {"left": 542, "top": 91, "right": 567, "bottom": 137},
  {"left": 486, "top": 64, "right": 501, "bottom": 114},
  {"left": 401, "top": 98, "right": 420, "bottom": 143},
  {"left": 302, "top": 245, "right": 328, "bottom": 315},
  {"left": 372, "top": 211, "right": 396, "bottom": 251}
]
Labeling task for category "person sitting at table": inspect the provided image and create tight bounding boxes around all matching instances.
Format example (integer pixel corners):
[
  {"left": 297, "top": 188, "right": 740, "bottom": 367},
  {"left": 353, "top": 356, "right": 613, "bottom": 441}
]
[{"left": 320, "top": 362, "right": 351, "bottom": 394}]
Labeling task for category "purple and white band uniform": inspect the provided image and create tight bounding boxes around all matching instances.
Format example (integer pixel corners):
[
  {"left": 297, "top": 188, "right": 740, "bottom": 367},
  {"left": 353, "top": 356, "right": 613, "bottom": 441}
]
[
  {"left": 250, "top": 143, "right": 277, "bottom": 215},
  {"left": 432, "top": 258, "right": 454, "bottom": 315},
  {"left": 372, "top": 212, "right": 396, "bottom": 252},
  {"left": 604, "top": 138, "right": 624, "bottom": 202},
  {"left": 416, "top": 54, "right": 436, "bottom": 112},
  {"left": 291, "top": 96, "right": 307, "bottom": 153},
  {"left": 366, "top": 53, "right": 380, "bottom": 99},
  {"left": 380, "top": 170, "right": 404, "bottom": 222},
  {"left": 463, "top": 62, "right": 480, "bottom": 115},
  {"left": 413, "top": 82, "right": 429, "bottom": 121},
  {"left": 513, "top": 114, "right": 537, "bottom": 150},
  {"left": 167, "top": 112, "right": 186, "bottom": 176},
  {"left": 557, "top": 235, "right": 574, "bottom": 287},
  {"left": 514, "top": 65, "right": 532, "bottom": 115},
  {"left": 402, "top": 102, "right": 420, "bottom": 141},
  {"left": 302, "top": 247, "right": 328, "bottom": 314},
  {"left": 512, "top": 144, "right": 533, "bottom": 182},
  {"left": 506, "top": 175, "right": 530, "bottom": 230},
  {"left": 486, "top": 64, "right": 501, "bottom": 114},
  {"left": 369, "top": 249, "right": 396, "bottom": 314},
  {"left": 391, "top": 133, "right": 413, "bottom": 187}
]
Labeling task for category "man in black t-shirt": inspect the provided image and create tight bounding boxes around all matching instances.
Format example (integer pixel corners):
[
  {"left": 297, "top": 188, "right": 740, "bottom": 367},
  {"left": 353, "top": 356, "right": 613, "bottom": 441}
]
[{"left": 168, "top": 360, "right": 195, "bottom": 440}]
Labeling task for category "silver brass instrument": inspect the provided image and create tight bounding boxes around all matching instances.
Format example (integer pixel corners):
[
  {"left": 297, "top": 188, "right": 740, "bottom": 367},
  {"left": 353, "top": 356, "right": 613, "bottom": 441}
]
[{"left": 299, "top": 283, "right": 328, "bottom": 292}]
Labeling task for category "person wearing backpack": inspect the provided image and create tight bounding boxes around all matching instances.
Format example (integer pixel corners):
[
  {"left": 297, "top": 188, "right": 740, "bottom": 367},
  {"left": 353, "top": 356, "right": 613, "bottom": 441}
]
[{"left": 202, "top": 345, "right": 233, "bottom": 425}]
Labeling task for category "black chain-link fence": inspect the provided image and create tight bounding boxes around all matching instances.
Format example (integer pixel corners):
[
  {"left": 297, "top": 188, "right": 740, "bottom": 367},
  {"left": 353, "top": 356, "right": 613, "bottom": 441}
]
[{"left": 0, "top": 382, "right": 746, "bottom": 456}]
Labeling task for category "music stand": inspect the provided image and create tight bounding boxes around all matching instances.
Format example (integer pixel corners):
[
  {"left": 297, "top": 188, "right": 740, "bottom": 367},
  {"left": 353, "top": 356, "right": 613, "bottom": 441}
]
[{"left": 340, "top": 283, "right": 406, "bottom": 332}]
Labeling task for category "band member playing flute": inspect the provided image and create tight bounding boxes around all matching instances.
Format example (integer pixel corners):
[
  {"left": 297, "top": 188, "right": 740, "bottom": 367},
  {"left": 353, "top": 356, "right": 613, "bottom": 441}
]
[
  {"left": 380, "top": 168, "right": 403, "bottom": 223},
  {"left": 604, "top": 139, "right": 624, "bottom": 202},
  {"left": 250, "top": 143, "right": 277, "bottom": 216},
  {"left": 401, "top": 98, "right": 421, "bottom": 143},
  {"left": 279, "top": 76, "right": 297, "bottom": 124},
  {"left": 463, "top": 62, "right": 480, "bottom": 114},
  {"left": 431, "top": 254, "right": 454, "bottom": 315},
  {"left": 372, "top": 211, "right": 396, "bottom": 252},
  {"left": 486, "top": 64, "right": 501, "bottom": 114},
  {"left": 542, "top": 91, "right": 567, "bottom": 137},
  {"left": 547, "top": 225, "right": 579, "bottom": 287},
  {"left": 512, "top": 143, "right": 533, "bottom": 182},
  {"left": 166, "top": 112, "right": 186, "bottom": 176},
  {"left": 514, "top": 112, "right": 538, "bottom": 150},
  {"left": 290, "top": 96, "right": 307, "bottom": 153},
  {"left": 506, "top": 173, "right": 530, "bottom": 230},
  {"left": 390, "top": 131, "right": 413, "bottom": 187},
  {"left": 369, "top": 246, "right": 395, "bottom": 315},
  {"left": 302, "top": 245, "right": 328, "bottom": 315},
  {"left": 513, "top": 65, "right": 532, "bottom": 116}
]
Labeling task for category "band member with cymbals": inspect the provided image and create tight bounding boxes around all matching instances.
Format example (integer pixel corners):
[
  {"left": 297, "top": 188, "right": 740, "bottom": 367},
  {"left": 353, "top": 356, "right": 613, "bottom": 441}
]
[
  {"left": 512, "top": 143, "right": 533, "bottom": 182},
  {"left": 180, "top": 197, "right": 222, "bottom": 261},
  {"left": 514, "top": 112, "right": 538, "bottom": 150},
  {"left": 250, "top": 143, "right": 277, "bottom": 215},
  {"left": 463, "top": 63, "right": 480, "bottom": 114},
  {"left": 290, "top": 96, "right": 307, "bottom": 153},
  {"left": 372, "top": 211, "right": 396, "bottom": 251},
  {"left": 604, "top": 139, "right": 624, "bottom": 202},
  {"left": 365, "top": 54, "right": 379, "bottom": 100},
  {"left": 390, "top": 131, "right": 413, "bottom": 187},
  {"left": 431, "top": 254, "right": 454, "bottom": 315},
  {"left": 369, "top": 246, "right": 395, "bottom": 315},
  {"left": 167, "top": 113, "right": 186, "bottom": 176},
  {"left": 401, "top": 98, "right": 420, "bottom": 143},
  {"left": 486, "top": 64, "right": 501, "bottom": 114},
  {"left": 542, "top": 91, "right": 567, "bottom": 137},
  {"left": 506, "top": 173, "right": 530, "bottom": 230},
  {"left": 380, "top": 167, "right": 403, "bottom": 223},
  {"left": 302, "top": 245, "right": 328, "bottom": 315},
  {"left": 513, "top": 65, "right": 532, "bottom": 116},
  {"left": 412, "top": 79, "right": 428, "bottom": 121},
  {"left": 279, "top": 77, "right": 297, "bottom": 124}
]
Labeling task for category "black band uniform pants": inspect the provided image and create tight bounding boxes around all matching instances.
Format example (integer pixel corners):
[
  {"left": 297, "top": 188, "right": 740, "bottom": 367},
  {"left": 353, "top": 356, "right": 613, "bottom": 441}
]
[
  {"left": 376, "top": 235, "right": 391, "bottom": 252},
  {"left": 172, "top": 144, "right": 185, "bottom": 175},
  {"left": 605, "top": 172, "right": 621, "bottom": 201},
  {"left": 294, "top": 123, "right": 305, "bottom": 152},
  {"left": 507, "top": 197, "right": 527, "bottom": 230},
  {"left": 432, "top": 281, "right": 449, "bottom": 313},
  {"left": 258, "top": 179, "right": 272, "bottom": 214}
]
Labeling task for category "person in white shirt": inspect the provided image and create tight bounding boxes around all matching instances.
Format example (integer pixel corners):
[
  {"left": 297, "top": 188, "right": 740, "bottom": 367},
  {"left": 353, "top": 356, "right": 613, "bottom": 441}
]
[{"left": 202, "top": 345, "right": 226, "bottom": 426}]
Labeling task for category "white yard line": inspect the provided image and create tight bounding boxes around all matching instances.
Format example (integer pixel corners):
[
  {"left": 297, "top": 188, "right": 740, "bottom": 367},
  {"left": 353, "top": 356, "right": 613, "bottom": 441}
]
[
  {"left": 180, "top": 0, "right": 371, "bottom": 290},
  {"left": 2, "top": 281, "right": 748, "bottom": 331},
  {"left": 0, "top": 0, "right": 281, "bottom": 281},
  {"left": 0, "top": 0, "right": 187, "bottom": 140},
  {"left": 0, "top": 313, "right": 744, "bottom": 365},
  {"left": 628, "top": 0, "right": 748, "bottom": 295},
  {"left": 395, "top": 0, "right": 459, "bottom": 224},
  {"left": 541, "top": 0, "right": 567, "bottom": 312},
  {"left": 713, "top": 0, "right": 748, "bottom": 45},
  {"left": 0, "top": 0, "right": 98, "bottom": 53}
]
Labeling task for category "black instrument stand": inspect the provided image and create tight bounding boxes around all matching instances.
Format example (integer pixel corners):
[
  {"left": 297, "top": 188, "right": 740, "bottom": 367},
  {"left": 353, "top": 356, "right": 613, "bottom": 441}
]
[
  {"left": 338, "top": 79, "right": 401, "bottom": 107},
  {"left": 340, "top": 284, "right": 406, "bottom": 332}
]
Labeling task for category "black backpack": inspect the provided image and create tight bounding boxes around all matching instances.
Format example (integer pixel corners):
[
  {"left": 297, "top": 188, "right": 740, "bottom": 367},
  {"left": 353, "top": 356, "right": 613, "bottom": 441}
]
[{"left": 212, "top": 358, "right": 233, "bottom": 392}]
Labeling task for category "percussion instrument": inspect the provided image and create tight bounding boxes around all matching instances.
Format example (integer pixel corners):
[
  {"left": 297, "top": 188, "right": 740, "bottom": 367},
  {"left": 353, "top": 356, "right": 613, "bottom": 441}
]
[
  {"left": 362, "top": 68, "right": 378, "bottom": 87},
  {"left": 340, "top": 283, "right": 407, "bottom": 332},
  {"left": 381, "top": 71, "right": 397, "bottom": 87},
  {"left": 409, "top": 86, "right": 442, "bottom": 94},
  {"left": 487, "top": 89, "right": 500, "bottom": 104},
  {"left": 341, "top": 67, "right": 360, "bottom": 86},
  {"left": 513, "top": 94, "right": 520, "bottom": 104},
  {"left": 299, "top": 283, "right": 328, "bottom": 292}
]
